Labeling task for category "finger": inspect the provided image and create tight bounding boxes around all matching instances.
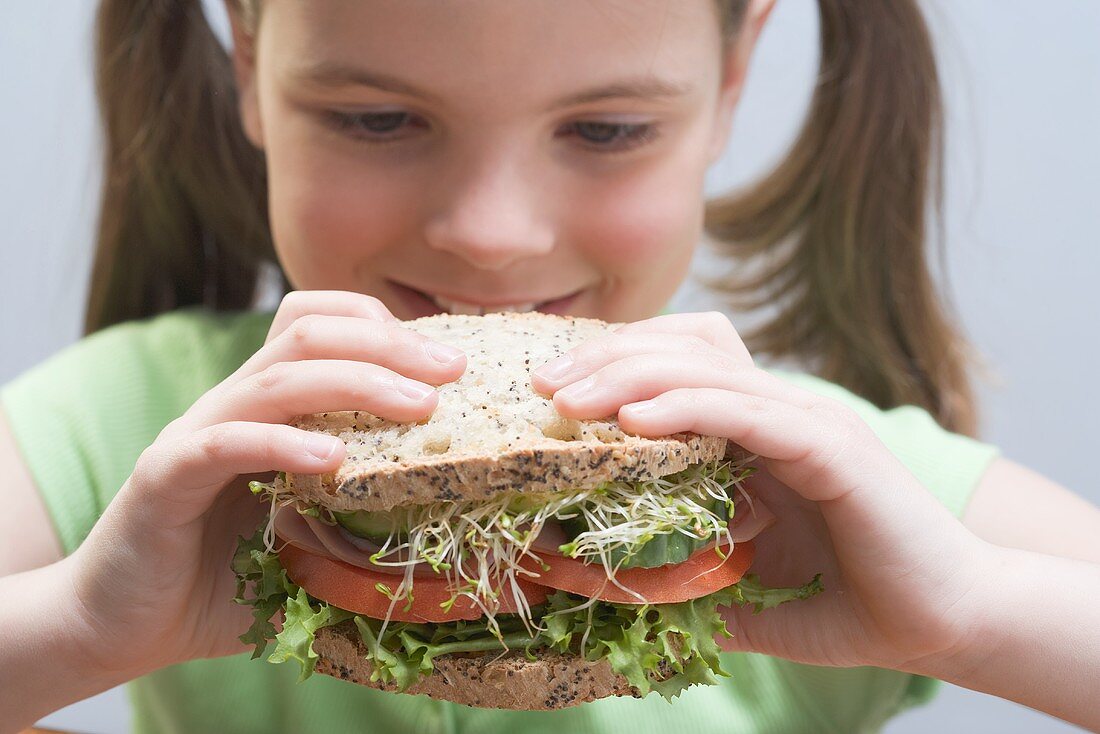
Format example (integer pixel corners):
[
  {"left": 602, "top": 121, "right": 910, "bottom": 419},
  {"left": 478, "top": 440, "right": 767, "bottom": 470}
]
[
  {"left": 195, "top": 359, "right": 442, "bottom": 427},
  {"left": 265, "top": 290, "right": 397, "bottom": 343},
  {"left": 531, "top": 332, "right": 725, "bottom": 393},
  {"left": 716, "top": 595, "right": 843, "bottom": 664},
  {"left": 232, "top": 314, "right": 465, "bottom": 389},
  {"left": 615, "top": 387, "right": 873, "bottom": 503},
  {"left": 131, "top": 421, "right": 347, "bottom": 526},
  {"left": 616, "top": 387, "right": 967, "bottom": 569},
  {"left": 612, "top": 312, "right": 753, "bottom": 365},
  {"left": 550, "top": 354, "right": 815, "bottom": 419}
]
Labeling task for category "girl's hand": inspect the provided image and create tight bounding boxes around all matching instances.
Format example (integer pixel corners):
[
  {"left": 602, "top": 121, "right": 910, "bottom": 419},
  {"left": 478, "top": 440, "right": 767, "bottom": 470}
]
[
  {"left": 532, "top": 311, "right": 990, "bottom": 673},
  {"left": 64, "top": 291, "right": 467, "bottom": 676}
]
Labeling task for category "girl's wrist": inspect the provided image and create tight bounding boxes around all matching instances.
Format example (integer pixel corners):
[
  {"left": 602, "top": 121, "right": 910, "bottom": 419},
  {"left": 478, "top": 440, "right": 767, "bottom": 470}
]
[
  {"left": 900, "top": 540, "right": 1006, "bottom": 682},
  {"left": 904, "top": 545, "right": 1100, "bottom": 730},
  {"left": 0, "top": 556, "right": 145, "bottom": 732}
]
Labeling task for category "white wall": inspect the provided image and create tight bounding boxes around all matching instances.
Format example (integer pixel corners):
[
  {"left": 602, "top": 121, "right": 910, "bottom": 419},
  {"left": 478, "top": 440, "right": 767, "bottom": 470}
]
[{"left": 2, "top": 1, "right": 1096, "bottom": 732}]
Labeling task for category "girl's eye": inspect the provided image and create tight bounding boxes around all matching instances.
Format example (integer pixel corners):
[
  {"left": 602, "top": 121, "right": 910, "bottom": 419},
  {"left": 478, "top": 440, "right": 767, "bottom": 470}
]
[
  {"left": 326, "top": 111, "right": 656, "bottom": 151},
  {"left": 560, "top": 121, "right": 658, "bottom": 152},
  {"left": 329, "top": 110, "right": 427, "bottom": 139}
]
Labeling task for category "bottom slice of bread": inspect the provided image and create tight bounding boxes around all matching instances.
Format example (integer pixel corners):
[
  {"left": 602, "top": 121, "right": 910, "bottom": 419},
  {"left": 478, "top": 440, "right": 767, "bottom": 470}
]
[{"left": 313, "top": 621, "right": 658, "bottom": 709}]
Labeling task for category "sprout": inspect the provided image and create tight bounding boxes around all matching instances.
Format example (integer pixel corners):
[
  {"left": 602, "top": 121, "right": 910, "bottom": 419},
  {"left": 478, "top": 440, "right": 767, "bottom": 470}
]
[{"left": 249, "top": 457, "right": 756, "bottom": 642}]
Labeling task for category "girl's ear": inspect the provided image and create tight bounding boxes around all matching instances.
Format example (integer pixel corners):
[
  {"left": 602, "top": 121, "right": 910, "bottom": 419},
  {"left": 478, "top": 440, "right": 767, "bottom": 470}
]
[
  {"left": 225, "top": 0, "right": 264, "bottom": 149},
  {"left": 708, "top": 0, "right": 778, "bottom": 164}
]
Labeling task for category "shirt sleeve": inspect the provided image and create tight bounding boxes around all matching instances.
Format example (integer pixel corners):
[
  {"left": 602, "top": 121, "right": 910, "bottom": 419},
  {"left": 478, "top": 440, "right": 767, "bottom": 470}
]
[{"left": 0, "top": 308, "right": 273, "bottom": 555}]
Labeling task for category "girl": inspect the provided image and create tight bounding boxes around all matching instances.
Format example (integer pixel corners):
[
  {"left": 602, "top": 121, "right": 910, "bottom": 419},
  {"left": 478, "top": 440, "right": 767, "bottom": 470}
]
[{"left": 2, "top": 1, "right": 1099, "bottom": 732}]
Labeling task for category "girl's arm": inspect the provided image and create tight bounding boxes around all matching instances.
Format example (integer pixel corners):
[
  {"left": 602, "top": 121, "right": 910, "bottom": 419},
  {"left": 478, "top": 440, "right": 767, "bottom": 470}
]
[
  {"left": 0, "top": 409, "right": 97, "bottom": 731},
  {"left": 950, "top": 461, "right": 1100, "bottom": 729},
  {"left": 0, "top": 410, "right": 64, "bottom": 576},
  {"left": 913, "top": 547, "right": 1100, "bottom": 731},
  {"left": 964, "top": 457, "right": 1100, "bottom": 563},
  {"left": 0, "top": 558, "right": 144, "bottom": 733}
]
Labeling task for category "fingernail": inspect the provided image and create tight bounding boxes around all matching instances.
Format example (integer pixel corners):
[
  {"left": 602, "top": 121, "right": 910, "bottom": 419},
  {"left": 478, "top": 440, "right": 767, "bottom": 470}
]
[
  {"left": 305, "top": 434, "right": 342, "bottom": 461},
  {"left": 534, "top": 354, "right": 575, "bottom": 381},
  {"left": 426, "top": 341, "right": 464, "bottom": 365},
  {"left": 624, "top": 400, "right": 658, "bottom": 417},
  {"left": 398, "top": 379, "right": 436, "bottom": 401},
  {"left": 557, "top": 375, "right": 596, "bottom": 400}
]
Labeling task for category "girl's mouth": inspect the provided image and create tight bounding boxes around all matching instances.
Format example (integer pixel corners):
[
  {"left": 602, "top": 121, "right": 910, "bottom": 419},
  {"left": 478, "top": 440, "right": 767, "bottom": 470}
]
[{"left": 391, "top": 279, "right": 589, "bottom": 316}]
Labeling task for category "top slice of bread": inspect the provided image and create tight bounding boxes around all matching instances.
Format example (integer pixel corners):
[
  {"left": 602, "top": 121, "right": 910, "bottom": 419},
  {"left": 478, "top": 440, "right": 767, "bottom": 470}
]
[{"left": 285, "top": 312, "right": 726, "bottom": 511}]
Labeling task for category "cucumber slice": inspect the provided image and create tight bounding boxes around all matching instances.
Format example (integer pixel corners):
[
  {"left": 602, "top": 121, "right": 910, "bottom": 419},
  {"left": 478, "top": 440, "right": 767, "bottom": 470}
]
[
  {"left": 558, "top": 513, "right": 588, "bottom": 546},
  {"left": 334, "top": 510, "right": 405, "bottom": 543},
  {"left": 558, "top": 498, "right": 732, "bottom": 569},
  {"left": 612, "top": 530, "right": 705, "bottom": 569}
]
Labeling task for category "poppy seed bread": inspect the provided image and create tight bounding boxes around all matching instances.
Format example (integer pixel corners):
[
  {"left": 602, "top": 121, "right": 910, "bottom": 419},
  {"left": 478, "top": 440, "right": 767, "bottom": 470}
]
[
  {"left": 284, "top": 312, "right": 727, "bottom": 512},
  {"left": 312, "top": 621, "right": 673, "bottom": 709}
]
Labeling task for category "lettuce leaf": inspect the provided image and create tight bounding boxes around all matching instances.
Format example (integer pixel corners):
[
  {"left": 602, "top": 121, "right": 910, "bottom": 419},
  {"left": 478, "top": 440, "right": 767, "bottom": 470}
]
[
  {"left": 231, "top": 529, "right": 822, "bottom": 700},
  {"left": 231, "top": 530, "right": 299, "bottom": 659},
  {"left": 269, "top": 588, "right": 354, "bottom": 681},
  {"left": 715, "top": 573, "right": 825, "bottom": 612}
]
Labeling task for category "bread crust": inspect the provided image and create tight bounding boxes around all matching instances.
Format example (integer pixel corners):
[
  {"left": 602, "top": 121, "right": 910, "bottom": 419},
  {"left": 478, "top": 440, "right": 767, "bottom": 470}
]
[
  {"left": 283, "top": 312, "right": 727, "bottom": 512},
  {"left": 287, "top": 431, "right": 726, "bottom": 512},
  {"left": 312, "top": 621, "right": 654, "bottom": 709}
]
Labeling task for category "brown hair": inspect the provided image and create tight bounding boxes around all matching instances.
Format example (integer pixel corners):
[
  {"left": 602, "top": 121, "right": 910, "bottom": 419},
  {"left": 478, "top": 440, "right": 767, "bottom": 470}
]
[
  {"left": 705, "top": 2, "right": 977, "bottom": 435},
  {"left": 85, "top": 0, "right": 273, "bottom": 337},
  {"left": 86, "top": 0, "right": 978, "bottom": 436}
]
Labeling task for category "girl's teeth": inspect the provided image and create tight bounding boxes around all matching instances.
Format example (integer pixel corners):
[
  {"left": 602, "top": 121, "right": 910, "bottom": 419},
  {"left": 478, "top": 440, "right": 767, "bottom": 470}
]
[{"left": 430, "top": 295, "right": 538, "bottom": 315}]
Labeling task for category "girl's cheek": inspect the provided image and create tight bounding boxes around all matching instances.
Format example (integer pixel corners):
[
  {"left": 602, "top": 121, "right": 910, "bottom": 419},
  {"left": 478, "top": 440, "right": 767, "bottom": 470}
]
[
  {"left": 558, "top": 150, "right": 704, "bottom": 319},
  {"left": 566, "top": 159, "right": 706, "bottom": 317},
  {"left": 584, "top": 184, "right": 701, "bottom": 266},
  {"left": 268, "top": 143, "right": 419, "bottom": 290},
  {"left": 570, "top": 122, "right": 711, "bottom": 269}
]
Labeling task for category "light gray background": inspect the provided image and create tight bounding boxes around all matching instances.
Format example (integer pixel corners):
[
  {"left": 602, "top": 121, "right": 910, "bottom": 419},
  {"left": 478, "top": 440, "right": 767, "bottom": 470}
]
[{"left": 2, "top": 1, "right": 1096, "bottom": 732}]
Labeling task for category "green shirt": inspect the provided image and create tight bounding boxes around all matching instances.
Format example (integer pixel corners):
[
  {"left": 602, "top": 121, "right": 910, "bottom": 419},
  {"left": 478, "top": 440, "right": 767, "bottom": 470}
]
[{"left": 1, "top": 307, "right": 1000, "bottom": 734}]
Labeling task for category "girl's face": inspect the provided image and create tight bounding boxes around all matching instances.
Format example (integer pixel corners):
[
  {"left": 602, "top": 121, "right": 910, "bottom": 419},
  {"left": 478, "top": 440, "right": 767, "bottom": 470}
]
[{"left": 233, "top": 0, "right": 765, "bottom": 322}]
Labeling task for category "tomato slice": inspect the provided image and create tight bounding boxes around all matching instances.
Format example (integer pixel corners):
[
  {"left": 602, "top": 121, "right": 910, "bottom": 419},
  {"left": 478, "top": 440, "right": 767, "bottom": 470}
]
[
  {"left": 518, "top": 541, "right": 755, "bottom": 604},
  {"left": 279, "top": 544, "right": 550, "bottom": 623}
]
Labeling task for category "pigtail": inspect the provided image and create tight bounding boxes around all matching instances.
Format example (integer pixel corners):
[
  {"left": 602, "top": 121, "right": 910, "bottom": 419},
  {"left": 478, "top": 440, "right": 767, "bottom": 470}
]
[
  {"left": 85, "top": 0, "right": 276, "bottom": 336},
  {"left": 706, "top": 0, "right": 978, "bottom": 435}
]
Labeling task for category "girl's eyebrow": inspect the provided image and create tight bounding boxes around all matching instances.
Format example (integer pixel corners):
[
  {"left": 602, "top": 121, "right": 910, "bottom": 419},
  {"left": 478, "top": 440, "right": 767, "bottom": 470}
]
[
  {"left": 554, "top": 78, "right": 696, "bottom": 107},
  {"left": 290, "top": 61, "right": 695, "bottom": 108}
]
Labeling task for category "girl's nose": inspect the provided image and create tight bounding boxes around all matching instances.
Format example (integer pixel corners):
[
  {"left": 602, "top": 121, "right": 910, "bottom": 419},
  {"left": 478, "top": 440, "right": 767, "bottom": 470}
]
[{"left": 423, "top": 157, "right": 555, "bottom": 271}]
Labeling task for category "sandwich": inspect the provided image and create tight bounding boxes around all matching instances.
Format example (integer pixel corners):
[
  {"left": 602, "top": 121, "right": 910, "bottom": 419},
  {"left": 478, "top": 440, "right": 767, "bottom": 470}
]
[{"left": 232, "top": 312, "right": 821, "bottom": 709}]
